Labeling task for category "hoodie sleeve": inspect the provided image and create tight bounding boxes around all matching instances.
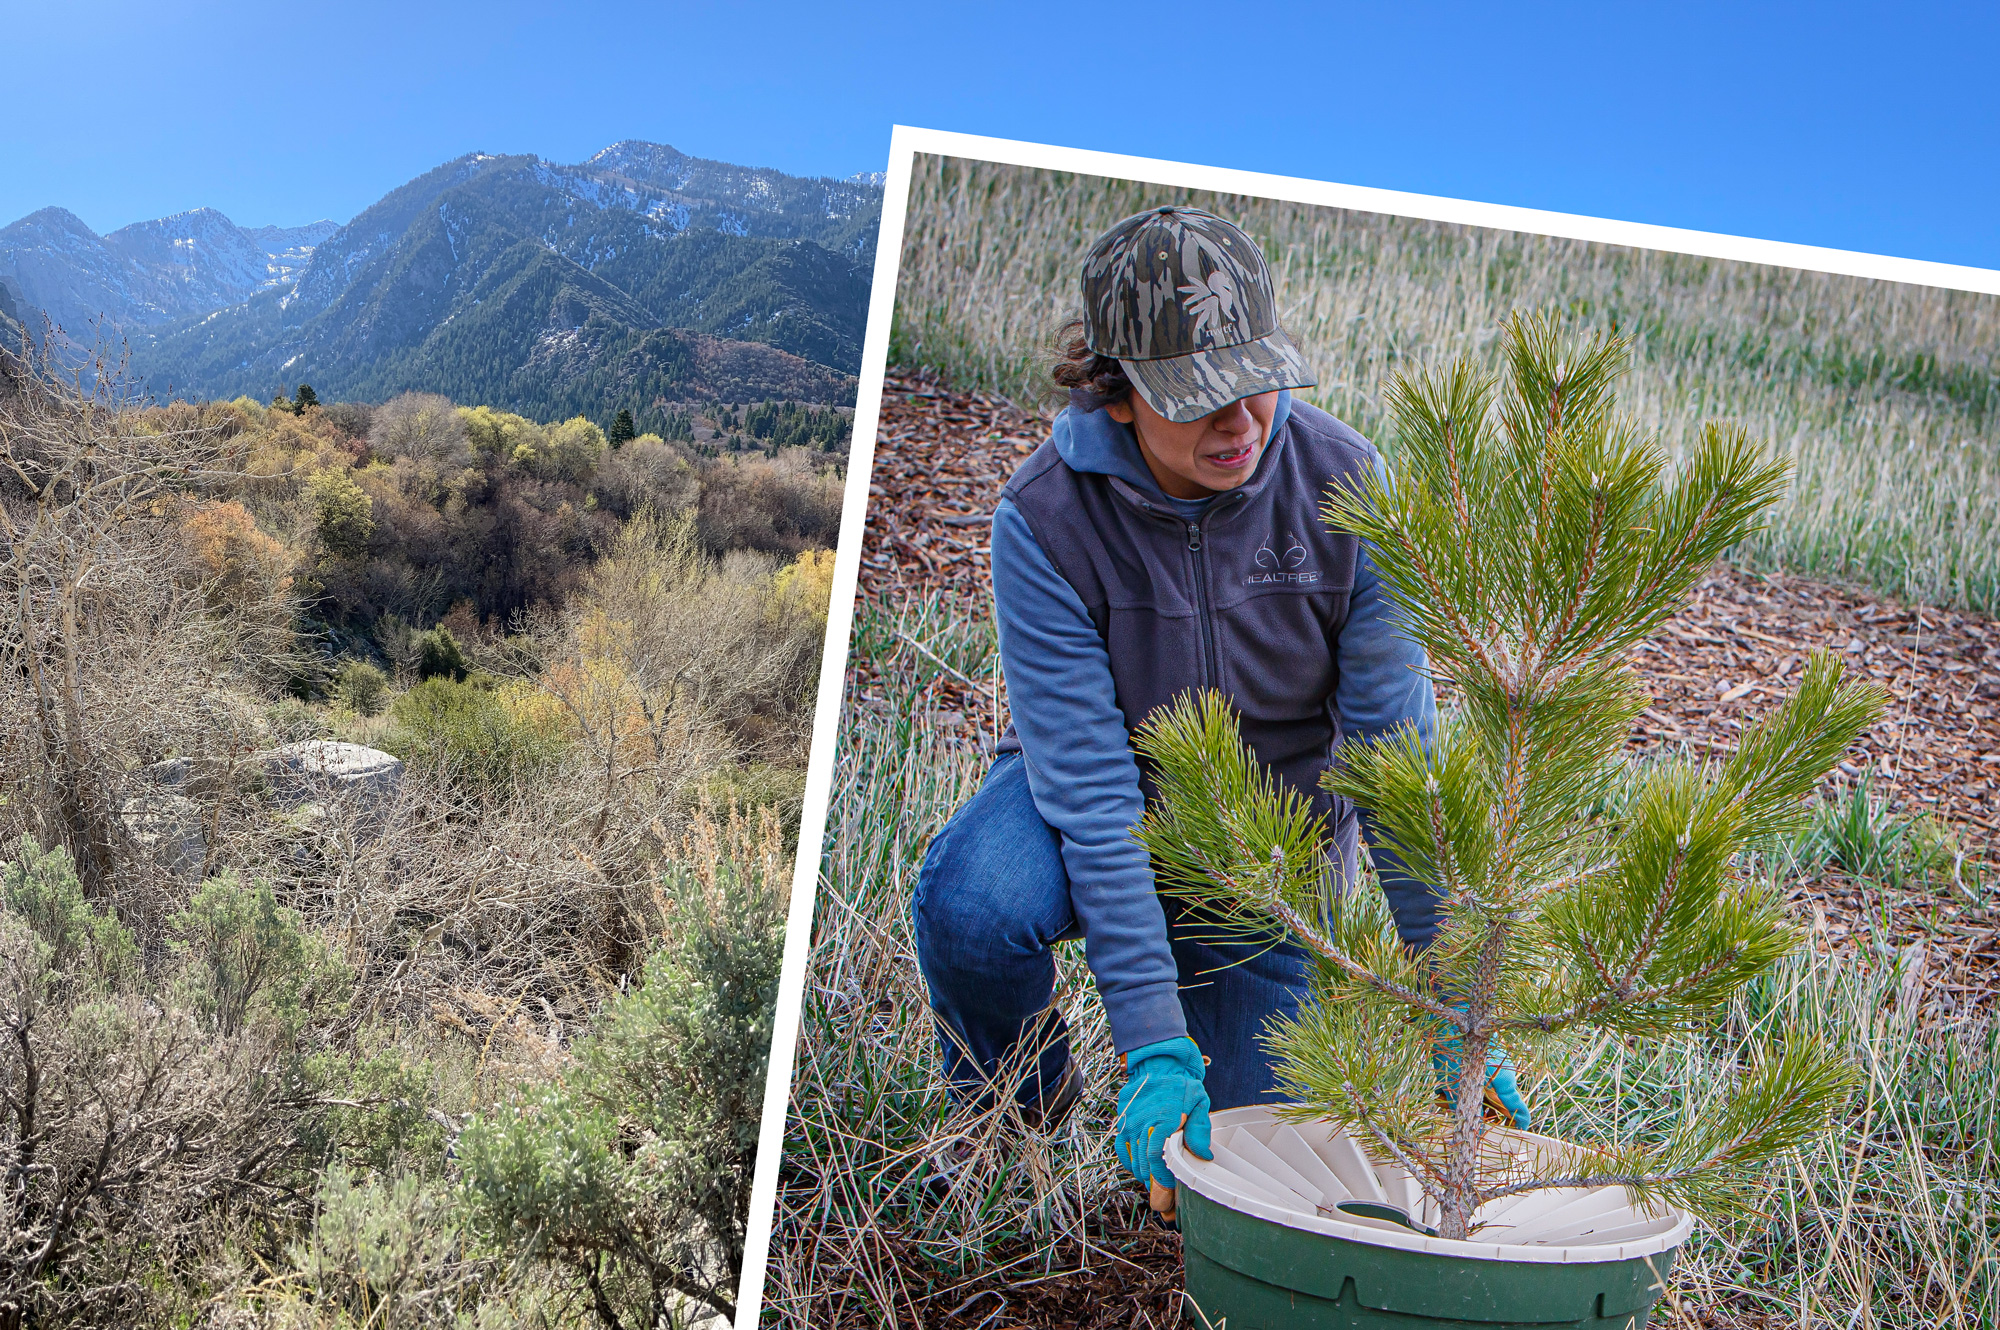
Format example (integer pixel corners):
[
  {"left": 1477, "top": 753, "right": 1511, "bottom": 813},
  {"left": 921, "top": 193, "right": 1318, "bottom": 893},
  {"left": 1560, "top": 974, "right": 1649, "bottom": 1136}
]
[
  {"left": 1335, "top": 451, "right": 1446, "bottom": 949},
  {"left": 990, "top": 498, "right": 1188, "bottom": 1054}
]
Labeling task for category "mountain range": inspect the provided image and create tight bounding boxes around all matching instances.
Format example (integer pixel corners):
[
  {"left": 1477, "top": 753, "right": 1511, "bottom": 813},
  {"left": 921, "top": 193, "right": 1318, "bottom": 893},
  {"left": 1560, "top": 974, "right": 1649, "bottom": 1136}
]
[
  {"left": 0, "top": 142, "right": 881, "bottom": 423},
  {"left": 0, "top": 207, "right": 339, "bottom": 332}
]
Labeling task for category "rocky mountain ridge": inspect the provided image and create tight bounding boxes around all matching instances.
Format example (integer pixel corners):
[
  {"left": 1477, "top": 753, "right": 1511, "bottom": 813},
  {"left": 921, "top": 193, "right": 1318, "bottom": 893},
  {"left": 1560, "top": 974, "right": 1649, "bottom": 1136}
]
[
  {"left": 0, "top": 206, "right": 338, "bottom": 334},
  {"left": 2, "top": 141, "right": 880, "bottom": 422}
]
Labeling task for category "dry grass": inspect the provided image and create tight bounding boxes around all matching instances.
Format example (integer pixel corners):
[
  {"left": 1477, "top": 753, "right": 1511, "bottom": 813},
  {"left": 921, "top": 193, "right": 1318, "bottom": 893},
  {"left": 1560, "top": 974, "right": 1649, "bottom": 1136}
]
[
  {"left": 768, "top": 668, "right": 1179, "bottom": 1327},
  {"left": 770, "top": 376, "right": 2000, "bottom": 1327},
  {"left": 773, "top": 589, "right": 2000, "bottom": 1328},
  {"left": 889, "top": 154, "right": 2000, "bottom": 614}
]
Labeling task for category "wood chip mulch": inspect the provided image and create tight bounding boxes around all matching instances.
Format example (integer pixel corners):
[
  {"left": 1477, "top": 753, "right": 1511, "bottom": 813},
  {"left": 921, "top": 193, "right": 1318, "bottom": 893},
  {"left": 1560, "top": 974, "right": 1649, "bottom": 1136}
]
[
  {"left": 853, "top": 368, "right": 2000, "bottom": 1002},
  {"left": 842, "top": 367, "right": 2000, "bottom": 1326},
  {"left": 921, "top": 1223, "right": 1184, "bottom": 1330},
  {"left": 927, "top": 1230, "right": 1185, "bottom": 1330},
  {"left": 856, "top": 370, "right": 1997, "bottom": 842}
]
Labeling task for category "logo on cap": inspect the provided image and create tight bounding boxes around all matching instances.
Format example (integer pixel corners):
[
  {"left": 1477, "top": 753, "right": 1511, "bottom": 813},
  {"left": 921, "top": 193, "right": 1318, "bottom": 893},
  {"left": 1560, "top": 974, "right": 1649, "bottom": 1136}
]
[{"left": 1179, "top": 266, "right": 1245, "bottom": 345}]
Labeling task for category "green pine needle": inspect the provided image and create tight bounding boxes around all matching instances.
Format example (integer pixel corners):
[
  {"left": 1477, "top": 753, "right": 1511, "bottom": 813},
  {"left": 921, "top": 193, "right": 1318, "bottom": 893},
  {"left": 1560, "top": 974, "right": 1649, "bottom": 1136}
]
[{"left": 1131, "top": 312, "right": 1882, "bottom": 1241}]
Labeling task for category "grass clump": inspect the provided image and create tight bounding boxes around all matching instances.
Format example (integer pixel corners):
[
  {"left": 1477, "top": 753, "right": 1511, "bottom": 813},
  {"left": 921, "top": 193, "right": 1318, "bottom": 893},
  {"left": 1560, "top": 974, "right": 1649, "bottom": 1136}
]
[{"left": 1801, "top": 775, "right": 1964, "bottom": 890}]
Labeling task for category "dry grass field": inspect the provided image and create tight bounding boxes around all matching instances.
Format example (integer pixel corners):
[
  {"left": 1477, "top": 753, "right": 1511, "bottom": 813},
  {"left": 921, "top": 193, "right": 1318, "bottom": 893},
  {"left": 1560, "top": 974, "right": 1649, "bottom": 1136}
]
[
  {"left": 890, "top": 154, "right": 2000, "bottom": 616},
  {"left": 771, "top": 158, "right": 2000, "bottom": 1327},
  {"left": 770, "top": 372, "right": 2000, "bottom": 1329}
]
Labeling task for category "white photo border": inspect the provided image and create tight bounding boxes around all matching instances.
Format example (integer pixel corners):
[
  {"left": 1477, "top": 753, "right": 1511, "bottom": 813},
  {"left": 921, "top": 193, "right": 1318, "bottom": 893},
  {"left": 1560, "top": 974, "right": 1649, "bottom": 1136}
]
[
  {"left": 729, "top": 126, "right": 919, "bottom": 1326},
  {"left": 730, "top": 124, "right": 2000, "bottom": 1328}
]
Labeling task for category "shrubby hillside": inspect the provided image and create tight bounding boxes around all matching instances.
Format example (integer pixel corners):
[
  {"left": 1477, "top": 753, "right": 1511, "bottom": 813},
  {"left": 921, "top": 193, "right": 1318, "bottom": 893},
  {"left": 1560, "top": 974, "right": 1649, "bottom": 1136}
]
[
  {"left": 180, "top": 387, "right": 845, "bottom": 663},
  {"left": 0, "top": 347, "right": 839, "bottom": 1327}
]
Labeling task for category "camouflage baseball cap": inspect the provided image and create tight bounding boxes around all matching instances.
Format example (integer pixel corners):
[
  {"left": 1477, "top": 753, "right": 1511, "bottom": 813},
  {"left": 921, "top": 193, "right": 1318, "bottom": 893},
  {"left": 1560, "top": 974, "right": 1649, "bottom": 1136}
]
[{"left": 1081, "top": 205, "right": 1315, "bottom": 423}]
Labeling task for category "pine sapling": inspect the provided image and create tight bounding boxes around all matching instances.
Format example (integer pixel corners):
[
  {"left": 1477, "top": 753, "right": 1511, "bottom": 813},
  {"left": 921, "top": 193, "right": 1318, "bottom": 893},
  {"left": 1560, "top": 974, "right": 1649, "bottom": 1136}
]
[{"left": 1134, "top": 313, "right": 1881, "bottom": 1243}]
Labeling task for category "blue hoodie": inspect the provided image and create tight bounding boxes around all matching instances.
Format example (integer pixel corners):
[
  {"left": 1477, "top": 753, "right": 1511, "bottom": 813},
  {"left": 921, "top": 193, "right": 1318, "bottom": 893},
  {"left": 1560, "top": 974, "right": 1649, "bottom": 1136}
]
[{"left": 989, "top": 391, "right": 1439, "bottom": 1053}]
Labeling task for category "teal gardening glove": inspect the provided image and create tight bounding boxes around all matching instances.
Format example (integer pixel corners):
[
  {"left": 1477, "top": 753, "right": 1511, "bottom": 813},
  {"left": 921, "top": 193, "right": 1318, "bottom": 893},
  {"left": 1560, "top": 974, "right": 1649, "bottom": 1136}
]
[
  {"left": 1115, "top": 1036, "right": 1211, "bottom": 1218},
  {"left": 1433, "top": 1013, "right": 1531, "bottom": 1130}
]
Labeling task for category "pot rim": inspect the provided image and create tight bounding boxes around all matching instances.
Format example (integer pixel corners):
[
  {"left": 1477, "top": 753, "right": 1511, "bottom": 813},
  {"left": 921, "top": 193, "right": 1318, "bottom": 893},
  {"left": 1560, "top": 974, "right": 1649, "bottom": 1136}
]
[{"left": 1166, "top": 1104, "right": 1694, "bottom": 1266}]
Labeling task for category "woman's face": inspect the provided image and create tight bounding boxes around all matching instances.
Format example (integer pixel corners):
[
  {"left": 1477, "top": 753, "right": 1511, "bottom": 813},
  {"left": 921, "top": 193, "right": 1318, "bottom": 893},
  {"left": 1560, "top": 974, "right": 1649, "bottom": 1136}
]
[{"left": 1106, "top": 390, "right": 1279, "bottom": 500}]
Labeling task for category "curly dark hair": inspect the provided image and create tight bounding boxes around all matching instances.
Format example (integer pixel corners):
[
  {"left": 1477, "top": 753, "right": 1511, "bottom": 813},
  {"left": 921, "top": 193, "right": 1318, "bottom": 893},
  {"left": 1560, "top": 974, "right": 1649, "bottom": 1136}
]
[{"left": 1048, "top": 319, "right": 1130, "bottom": 412}]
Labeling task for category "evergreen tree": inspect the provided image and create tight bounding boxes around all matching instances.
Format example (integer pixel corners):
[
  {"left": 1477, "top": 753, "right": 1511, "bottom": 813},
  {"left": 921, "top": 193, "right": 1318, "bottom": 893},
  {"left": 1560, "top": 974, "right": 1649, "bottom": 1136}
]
[
  {"left": 1134, "top": 314, "right": 1878, "bottom": 1242},
  {"left": 415, "top": 626, "right": 471, "bottom": 682},
  {"left": 609, "top": 408, "right": 636, "bottom": 448},
  {"left": 294, "top": 383, "right": 320, "bottom": 412},
  {"left": 740, "top": 400, "right": 850, "bottom": 450}
]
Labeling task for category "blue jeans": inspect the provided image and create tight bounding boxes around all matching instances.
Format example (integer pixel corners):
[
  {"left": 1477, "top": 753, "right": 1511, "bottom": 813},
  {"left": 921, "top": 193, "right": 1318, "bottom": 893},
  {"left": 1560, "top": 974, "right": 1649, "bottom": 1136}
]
[{"left": 912, "top": 751, "right": 1312, "bottom": 1113}]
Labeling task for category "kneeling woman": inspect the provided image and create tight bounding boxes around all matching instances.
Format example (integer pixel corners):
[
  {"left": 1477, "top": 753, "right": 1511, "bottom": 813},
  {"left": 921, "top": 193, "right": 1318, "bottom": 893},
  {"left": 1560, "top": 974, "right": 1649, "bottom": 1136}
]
[{"left": 912, "top": 205, "right": 1525, "bottom": 1208}]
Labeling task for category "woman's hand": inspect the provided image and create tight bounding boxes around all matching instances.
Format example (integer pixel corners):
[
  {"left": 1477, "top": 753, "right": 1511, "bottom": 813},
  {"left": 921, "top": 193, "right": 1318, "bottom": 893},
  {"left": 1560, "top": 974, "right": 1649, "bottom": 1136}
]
[{"left": 1115, "top": 1036, "right": 1212, "bottom": 1220}]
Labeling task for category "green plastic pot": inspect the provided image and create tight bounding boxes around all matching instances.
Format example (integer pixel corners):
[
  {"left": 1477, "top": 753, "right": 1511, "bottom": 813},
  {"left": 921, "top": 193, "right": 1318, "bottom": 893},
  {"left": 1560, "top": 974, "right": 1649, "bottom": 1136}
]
[{"left": 1164, "top": 1106, "right": 1692, "bottom": 1330}]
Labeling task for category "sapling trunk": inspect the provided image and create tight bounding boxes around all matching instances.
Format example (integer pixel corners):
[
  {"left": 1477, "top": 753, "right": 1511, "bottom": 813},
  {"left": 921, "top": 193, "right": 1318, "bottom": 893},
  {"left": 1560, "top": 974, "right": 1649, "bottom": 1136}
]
[{"left": 1134, "top": 314, "right": 1880, "bottom": 1242}]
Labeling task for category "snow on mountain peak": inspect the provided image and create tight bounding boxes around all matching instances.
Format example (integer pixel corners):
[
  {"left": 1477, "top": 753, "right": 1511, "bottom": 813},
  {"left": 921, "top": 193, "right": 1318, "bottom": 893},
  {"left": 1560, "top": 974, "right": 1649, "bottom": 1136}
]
[{"left": 2, "top": 203, "right": 348, "bottom": 332}]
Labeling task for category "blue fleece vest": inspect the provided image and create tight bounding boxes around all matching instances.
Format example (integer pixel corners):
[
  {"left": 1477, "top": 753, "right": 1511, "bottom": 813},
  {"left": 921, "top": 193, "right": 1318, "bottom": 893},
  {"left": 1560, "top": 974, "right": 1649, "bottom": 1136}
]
[{"left": 997, "top": 398, "right": 1378, "bottom": 847}]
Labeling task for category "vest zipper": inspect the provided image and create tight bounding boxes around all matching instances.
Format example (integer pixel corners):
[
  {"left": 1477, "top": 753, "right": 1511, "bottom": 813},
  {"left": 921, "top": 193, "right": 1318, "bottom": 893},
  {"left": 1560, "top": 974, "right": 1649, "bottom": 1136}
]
[{"left": 1187, "top": 519, "right": 1220, "bottom": 691}]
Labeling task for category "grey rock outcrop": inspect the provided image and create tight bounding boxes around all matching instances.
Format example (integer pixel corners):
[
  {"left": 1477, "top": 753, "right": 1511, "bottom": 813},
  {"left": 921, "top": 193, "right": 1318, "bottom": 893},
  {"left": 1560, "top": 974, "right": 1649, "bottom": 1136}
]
[
  {"left": 115, "top": 742, "right": 401, "bottom": 875},
  {"left": 254, "top": 741, "right": 403, "bottom": 807}
]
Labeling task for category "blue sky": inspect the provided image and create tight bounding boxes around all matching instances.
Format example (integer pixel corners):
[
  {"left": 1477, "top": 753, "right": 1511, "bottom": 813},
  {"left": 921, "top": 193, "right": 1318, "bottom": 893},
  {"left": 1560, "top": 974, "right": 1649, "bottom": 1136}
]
[{"left": 4, "top": 0, "right": 1994, "bottom": 270}]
